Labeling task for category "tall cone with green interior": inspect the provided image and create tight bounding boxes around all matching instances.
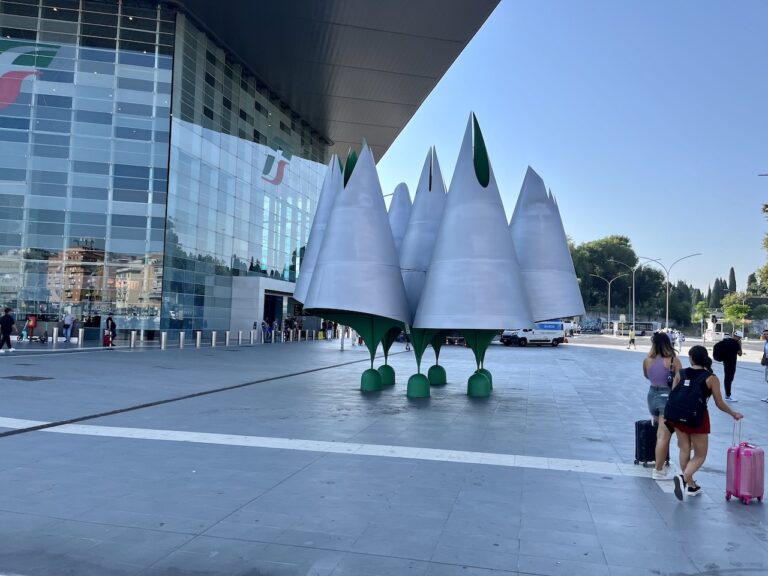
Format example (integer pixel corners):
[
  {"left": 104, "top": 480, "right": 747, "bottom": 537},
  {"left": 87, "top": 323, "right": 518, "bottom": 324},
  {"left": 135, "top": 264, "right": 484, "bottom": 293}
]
[
  {"left": 399, "top": 148, "right": 447, "bottom": 397},
  {"left": 293, "top": 155, "right": 342, "bottom": 304},
  {"left": 509, "top": 167, "right": 585, "bottom": 321},
  {"left": 388, "top": 183, "right": 412, "bottom": 255},
  {"left": 414, "top": 113, "right": 532, "bottom": 397},
  {"left": 303, "top": 143, "right": 410, "bottom": 392}
]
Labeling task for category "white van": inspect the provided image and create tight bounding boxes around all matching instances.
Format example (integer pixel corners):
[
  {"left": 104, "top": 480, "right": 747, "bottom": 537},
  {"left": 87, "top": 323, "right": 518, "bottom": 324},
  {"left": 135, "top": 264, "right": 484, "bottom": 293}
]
[{"left": 501, "top": 320, "right": 566, "bottom": 347}]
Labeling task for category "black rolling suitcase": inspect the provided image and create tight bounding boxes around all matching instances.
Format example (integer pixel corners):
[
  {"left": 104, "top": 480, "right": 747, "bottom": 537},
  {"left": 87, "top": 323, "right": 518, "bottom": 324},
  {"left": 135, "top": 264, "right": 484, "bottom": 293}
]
[{"left": 634, "top": 419, "right": 658, "bottom": 467}]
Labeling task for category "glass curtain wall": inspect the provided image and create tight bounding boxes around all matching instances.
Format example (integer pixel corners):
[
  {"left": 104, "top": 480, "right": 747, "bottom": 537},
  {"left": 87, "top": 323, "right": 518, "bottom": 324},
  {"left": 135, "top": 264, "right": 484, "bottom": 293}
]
[
  {"left": 0, "top": 0, "right": 173, "bottom": 333},
  {"left": 162, "top": 14, "right": 328, "bottom": 333}
]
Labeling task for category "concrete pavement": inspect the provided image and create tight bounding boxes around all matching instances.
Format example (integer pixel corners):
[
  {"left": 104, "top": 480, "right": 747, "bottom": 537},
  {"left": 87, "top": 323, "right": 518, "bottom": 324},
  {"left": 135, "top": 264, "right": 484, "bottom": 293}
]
[{"left": 1, "top": 335, "right": 767, "bottom": 575}]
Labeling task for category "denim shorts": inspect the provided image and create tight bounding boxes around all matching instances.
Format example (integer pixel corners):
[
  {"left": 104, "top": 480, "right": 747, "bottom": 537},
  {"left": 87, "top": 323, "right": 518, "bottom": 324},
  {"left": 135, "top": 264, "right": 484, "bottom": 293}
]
[{"left": 647, "top": 386, "right": 670, "bottom": 417}]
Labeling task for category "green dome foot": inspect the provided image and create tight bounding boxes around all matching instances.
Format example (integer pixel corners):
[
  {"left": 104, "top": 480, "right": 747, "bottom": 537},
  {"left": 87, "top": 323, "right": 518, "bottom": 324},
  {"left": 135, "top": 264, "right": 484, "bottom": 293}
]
[
  {"left": 406, "top": 374, "right": 431, "bottom": 398},
  {"left": 427, "top": 364, "right": 447, "bottom": 386},
  {"left": 361, "top": 368, "right": 383, "bottom": 392},
  {"left": 476, "top": 368, "right": 492, "bottom": 389},
  {"left": 467, "top": 372, "right": 491, "bottom": 397},
  {"left": 378, "top": 364, "right": 395, "bottom": 387}
]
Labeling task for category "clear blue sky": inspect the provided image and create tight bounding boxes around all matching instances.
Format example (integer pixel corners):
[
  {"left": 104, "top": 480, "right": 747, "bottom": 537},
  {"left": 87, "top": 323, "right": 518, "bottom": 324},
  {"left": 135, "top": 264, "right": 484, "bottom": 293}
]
[{"left": 378, "top": 0, "right": 768, "bottom": 294}]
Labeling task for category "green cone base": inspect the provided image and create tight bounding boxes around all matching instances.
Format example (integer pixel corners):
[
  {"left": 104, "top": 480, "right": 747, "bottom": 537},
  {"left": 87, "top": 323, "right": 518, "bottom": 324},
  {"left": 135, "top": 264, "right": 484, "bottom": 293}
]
[
  {"left": 467, "top": 372, "right": 491, "bottom": 397},
  {"left": 378, "top": 364, "right": 395, "bottom": 387},
  {"left": 427, "top": 364, "right": 447, "bottom": 386},
  {"left": 476, "top": 368, "right": 492, "bottom": 389},
  {"left": 406, "top": 373, "right": 431, "bottom": 398},
  {"left": 361, "top": 368, "right": 383, "bottom": 392}
]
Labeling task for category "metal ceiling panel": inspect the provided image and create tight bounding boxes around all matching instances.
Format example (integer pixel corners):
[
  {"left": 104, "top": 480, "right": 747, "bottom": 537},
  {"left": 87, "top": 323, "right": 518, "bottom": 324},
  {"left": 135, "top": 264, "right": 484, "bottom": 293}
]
[{"left": 172, "top": 0, "right": 499, "bottom": 159}]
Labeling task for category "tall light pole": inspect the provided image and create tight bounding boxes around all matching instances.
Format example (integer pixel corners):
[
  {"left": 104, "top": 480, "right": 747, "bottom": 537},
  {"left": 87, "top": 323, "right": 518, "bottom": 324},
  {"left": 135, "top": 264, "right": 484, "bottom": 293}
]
[
  {"left": 642, "top": 253, "right": 702, "bottom": 329},
  {"left": 609, "top": 256, "right": 656, "bottom": 332},
  {"left": 590, "top": 273, "right": 628, "bottom": 333}
]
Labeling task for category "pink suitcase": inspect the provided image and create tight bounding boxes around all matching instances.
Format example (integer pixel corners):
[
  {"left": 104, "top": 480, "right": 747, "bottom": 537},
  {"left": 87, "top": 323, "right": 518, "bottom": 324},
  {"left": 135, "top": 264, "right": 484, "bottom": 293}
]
[{"left": 726, "top": 425, "right": 764, "bottom": 505}]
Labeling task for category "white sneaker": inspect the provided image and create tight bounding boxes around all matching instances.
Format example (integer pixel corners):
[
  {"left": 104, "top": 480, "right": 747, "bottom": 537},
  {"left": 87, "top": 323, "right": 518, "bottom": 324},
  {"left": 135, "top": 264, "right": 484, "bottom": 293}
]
[
  {"left": 0, "top": 349, "right": 5, "bottom": 354},
  {"left": 725, "top": 396, "right": 738, "bottom": 402},
  {"left": 8, "top": 347, "right": 14, "bottom": 352},
  {"left": 652, "top": 468, "right": 672, "bottom": 481}
]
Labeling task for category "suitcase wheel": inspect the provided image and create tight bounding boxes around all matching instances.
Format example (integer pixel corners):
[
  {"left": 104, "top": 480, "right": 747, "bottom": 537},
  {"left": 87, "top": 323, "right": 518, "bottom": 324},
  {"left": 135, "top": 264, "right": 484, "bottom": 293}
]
[
  {"left": 634, "top": 460, "right": 639, "bottom": 465},
  {"left": 725, "top": 493, "right": 731, "bottom": 501},
  {"left": 742, "top": 497, "right": 750, "bottom": 505}
]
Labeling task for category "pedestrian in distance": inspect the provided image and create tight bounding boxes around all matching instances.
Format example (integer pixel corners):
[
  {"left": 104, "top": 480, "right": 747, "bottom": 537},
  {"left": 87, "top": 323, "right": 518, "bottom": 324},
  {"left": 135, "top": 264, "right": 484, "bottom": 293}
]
[
  {"left": 62, "top": 311, "right": 74, "bottom": 342},
  {"left": 713, "top": 331, "right": 743, "bottom": 402},
  {"left": 105, "top": 314, "right": 117, "bottom": 347},
  {"left": 642, "top": 331, "right": 681, "bottom": 480},
  {"left": 761, "top": 329, "right": 768, "bottom": 403},
  {"left": 627, "top": 327, "right": 636, "bottom": 350},
  {"left": 0, "top": 307, "right": 16, "bottom": 353},
  {"left": 665, "top": 345, "right": 743, "bottom": 500}
]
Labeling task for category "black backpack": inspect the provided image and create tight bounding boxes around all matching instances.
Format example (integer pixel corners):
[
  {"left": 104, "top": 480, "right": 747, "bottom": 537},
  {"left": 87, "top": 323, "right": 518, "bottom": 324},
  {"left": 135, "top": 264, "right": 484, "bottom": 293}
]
[
  {"left": 664, "top": 370, "right": 710, "bottom": 428},
  {"left": 712, "top": 340, "right": 724, "bottom": 362}
]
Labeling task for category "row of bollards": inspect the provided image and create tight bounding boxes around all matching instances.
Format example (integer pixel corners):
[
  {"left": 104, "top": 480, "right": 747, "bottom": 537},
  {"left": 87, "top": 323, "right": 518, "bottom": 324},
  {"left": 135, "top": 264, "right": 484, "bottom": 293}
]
[{"left": 124, "top": 329, "right": 321, "bottom": 349}]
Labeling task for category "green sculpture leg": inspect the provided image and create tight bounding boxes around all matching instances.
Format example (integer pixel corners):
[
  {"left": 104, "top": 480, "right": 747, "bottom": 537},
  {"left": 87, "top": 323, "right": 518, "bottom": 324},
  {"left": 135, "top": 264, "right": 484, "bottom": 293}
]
[
  {"left": 361, "top": 368, "right": 383, "bottom": 392},
  {"left": 427, "top": 330, "right": 448, "bottom": 385},
  {"left": 462, "top": 329, "right": 497, "bottom": 397},
  {"left": 377, "top": 326, "right": 401, "bottom": 386},
  {"left": 467, "top": 370, "right": 491, "bottom": 397},
  {"left": 406, "top": 328, "right": 438, "bottom": 397}
]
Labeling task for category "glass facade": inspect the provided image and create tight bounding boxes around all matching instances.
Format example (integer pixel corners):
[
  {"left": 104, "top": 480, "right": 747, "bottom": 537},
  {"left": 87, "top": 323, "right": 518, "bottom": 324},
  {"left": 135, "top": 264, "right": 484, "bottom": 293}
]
[
  {"left": 0, "top": 0, "right": 173, "bottom": 331},
  {"left": 0, "top": 1, "right": 329, "bottom": 335}
]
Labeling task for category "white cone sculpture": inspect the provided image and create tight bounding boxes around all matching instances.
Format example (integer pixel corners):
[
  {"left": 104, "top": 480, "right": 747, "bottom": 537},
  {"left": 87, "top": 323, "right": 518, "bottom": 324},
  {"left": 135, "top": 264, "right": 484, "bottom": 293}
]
[
  {"left": 414, "top": 113, "right": 532, "bottom": 397},
  {"left": 399, "top": 148, "right": 448, "bottom": 396},
  {"left": 388, "top": 183, "right": 412, "bottom": 255},
  {"left": 509, "top": 167, "right": 585, "bottom": 321},
  {"left": 293, "top": 155, "right": 342, "bottom": 304},
  {"left": 304, "top": 143, "right": 410, "bottom": 391}
]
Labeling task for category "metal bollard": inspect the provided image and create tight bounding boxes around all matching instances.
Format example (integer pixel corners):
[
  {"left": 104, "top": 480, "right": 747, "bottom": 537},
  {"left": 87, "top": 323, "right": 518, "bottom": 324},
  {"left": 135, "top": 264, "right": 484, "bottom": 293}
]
[
  {"left": 249, "top": 330, "right": 255, "bottom": 345},
  {"left": 77, "top": 327, "right": 84, "bottom": 348},
  {"left": 312, "top": 330, "right": 316, "bottom": 340},
  {"left": 195, "top": 331, "right": 202, "bottom": 348},
  {"left": 211, "top": 331, "right": 217, "bottom": 347},
  {"left": 179, "top": 331, "right": 185, "bottom": 349},
  {"left": 130, "top": 330, "right": 137, "bottom": 348},
  {"left": 160, "top": 331, "right": 167, "bottom": 350},
  {"left": 224, "top": 331, "right": 230, "bottom": 347},
  {"left": 52, "top": 327, "right": 58, "bottom": 347},
  {"left": 289, "top": 330, "right": 293, "bottom": 342},
  {"left": 238, "top": 330, "right": 243, "bottom": 346}
]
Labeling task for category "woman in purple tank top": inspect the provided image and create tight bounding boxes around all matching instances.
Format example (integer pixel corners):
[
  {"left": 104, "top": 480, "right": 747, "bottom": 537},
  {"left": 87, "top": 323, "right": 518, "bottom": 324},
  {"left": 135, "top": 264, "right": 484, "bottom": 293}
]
[{"left": 642, "top": 332, "right": 682, "bottom": 480}]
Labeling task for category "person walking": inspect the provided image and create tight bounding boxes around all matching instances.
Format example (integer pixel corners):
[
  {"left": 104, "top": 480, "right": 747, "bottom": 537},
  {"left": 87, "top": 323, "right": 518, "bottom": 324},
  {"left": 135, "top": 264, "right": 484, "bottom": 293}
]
[
  {"left": 627, "top": 328, "right": 636, "bottom": 350},
  {"left": 105, "top": 314, "right": 117, "bottom": 347},
  {"left": 714, "top": 332, "right": 743, "bottom": 402},
  {"left": 0, "top": 307, "right": 16, "bottom": 353},
  {"left": 666, "top": 345, "right": 743, "bottom": 500},
  {"left": 62, "top": 311, "right": 74, "bottom": 342},
  {"left": 642, "top": 332, "right": 681, "bottom": 480},
  {"left": 761, "top": 329, "right": 768, "bottom": 403}
]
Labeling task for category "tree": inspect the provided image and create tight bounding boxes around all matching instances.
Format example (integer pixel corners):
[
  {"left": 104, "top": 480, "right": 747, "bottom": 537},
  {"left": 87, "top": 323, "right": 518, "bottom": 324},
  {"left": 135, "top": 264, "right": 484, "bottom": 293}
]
[
  {"left": 722, "top": 291, "right": 749, "bottom": 332},
  {"left": 751, "top": 304, "right": 768, "bottom": 321},
  {"left": 728, "top": 267, "right": 737, "bottom": 292},
  {"left": 747, "top": 273, "right": 759, "bottom": 296},
  {"left": 693, "top": 300, "right": 710, "bottom": 336}
]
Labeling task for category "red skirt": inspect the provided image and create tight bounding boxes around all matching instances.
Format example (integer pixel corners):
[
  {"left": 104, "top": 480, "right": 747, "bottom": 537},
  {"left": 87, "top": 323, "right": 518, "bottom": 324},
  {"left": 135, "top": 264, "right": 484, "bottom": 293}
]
[{"left": 668, "top": 410, "right": 710, "bottom": 435}]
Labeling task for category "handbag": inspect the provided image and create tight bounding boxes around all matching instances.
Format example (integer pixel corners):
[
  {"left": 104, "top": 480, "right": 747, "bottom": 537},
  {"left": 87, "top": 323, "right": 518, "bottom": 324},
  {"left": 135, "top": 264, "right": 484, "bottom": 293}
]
[
  {"left": 761, "top": 353, "right": 768, "bottom": 367},
  {"left": 666, "top": 356, "right": 676, "bottom": 387}
]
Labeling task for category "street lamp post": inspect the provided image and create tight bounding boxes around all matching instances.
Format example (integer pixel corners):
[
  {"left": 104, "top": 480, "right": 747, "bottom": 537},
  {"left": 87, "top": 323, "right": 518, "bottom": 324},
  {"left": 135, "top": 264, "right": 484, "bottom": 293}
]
[
  {"left": 642, "top": 253, "right": 702, "bottom": 329},
  {"left": 609, "top": 256, "right": 656, "bottom": 333},
  {"left": 590, "top": 272, "right": 628, "bottom": 333}
]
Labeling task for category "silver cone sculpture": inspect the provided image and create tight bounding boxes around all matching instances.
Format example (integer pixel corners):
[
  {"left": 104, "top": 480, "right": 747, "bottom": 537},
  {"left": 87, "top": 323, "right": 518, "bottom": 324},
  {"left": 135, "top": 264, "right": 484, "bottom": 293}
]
[
  {"left": 509, "top": 167, "right": 585, "bottom": 321},
  {"left": 399, "top": 148, "right": 448, "bottom": 396},
  {"left": 303, "top": 143, "right": 410, "bottom": 391},
  {"left": 414, "top": 113, "right": 532, "bottom": 397},
  {"left": 293, "top": 155, "right": 342, "bottom": 304},
  {"left": 388, "top": 183, "right": 412, "bottom": 255}
]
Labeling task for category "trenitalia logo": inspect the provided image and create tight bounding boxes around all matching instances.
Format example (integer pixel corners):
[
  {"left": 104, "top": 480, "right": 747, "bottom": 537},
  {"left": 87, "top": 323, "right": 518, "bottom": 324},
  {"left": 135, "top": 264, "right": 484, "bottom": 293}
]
[
  {"left": 0, "top": 40, "right": 60, "bottom": 110},
  {"left": 261, "top": 138, "right": 294, "bottom": 186}
]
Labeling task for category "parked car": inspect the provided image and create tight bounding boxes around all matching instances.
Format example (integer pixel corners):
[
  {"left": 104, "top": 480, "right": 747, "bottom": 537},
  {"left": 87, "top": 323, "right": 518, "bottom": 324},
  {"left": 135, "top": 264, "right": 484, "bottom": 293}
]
[{"left": 501, "top": 320, "right": 566, "bottom": 347}]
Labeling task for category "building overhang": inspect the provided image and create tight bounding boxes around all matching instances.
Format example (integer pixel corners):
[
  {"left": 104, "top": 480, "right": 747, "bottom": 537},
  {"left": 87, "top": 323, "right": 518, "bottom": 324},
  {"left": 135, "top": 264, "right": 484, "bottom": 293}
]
[{"left": 172, "top": 0, "right": 499, "bottom": 160}]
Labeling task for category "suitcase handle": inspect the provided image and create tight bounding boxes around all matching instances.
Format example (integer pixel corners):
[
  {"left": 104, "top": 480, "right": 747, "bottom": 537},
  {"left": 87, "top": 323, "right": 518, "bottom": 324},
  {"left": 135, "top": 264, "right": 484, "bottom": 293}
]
[{"left": 733, "top": 420, "right": 743, "bottom": 446}]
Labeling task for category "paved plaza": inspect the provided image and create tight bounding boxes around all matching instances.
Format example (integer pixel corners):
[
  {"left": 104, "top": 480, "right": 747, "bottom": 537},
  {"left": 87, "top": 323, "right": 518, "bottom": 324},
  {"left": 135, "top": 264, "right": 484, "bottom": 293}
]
[{"left": 1, "top": 335, "right": 767, "bottom": 575}]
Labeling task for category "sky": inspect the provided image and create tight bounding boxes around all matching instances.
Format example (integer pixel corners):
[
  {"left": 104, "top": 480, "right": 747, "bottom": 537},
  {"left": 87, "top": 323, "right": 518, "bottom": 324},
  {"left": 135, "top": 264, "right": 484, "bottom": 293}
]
[{"left": 377, "top": 0, "right": 768, "bottom": 294}]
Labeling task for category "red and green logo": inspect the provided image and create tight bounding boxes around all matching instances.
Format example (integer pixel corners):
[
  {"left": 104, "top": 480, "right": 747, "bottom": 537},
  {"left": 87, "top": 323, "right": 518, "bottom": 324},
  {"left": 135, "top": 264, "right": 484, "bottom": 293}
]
[
  {"left": 261, "top": 137, "right": 294, "bottom": 186},
  {"left": 0, "top": 40, "right": 61, "bottom": 109}
]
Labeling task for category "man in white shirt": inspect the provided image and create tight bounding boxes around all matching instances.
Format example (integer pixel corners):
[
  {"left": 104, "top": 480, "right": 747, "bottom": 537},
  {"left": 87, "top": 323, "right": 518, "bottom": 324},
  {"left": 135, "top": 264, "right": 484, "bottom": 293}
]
[{"left": 63, "top": 312, "right": 74, "bottom": 342}]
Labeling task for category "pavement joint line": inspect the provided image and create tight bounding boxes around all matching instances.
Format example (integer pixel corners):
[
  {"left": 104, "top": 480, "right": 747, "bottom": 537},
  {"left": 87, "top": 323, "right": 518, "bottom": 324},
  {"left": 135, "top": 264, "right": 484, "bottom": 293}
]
[
  {"left": 0, "top": 352, "right": 389, "bottom": 439},
  {"left": 0, "top": 415, "right": 663, "bottom": 480}
]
